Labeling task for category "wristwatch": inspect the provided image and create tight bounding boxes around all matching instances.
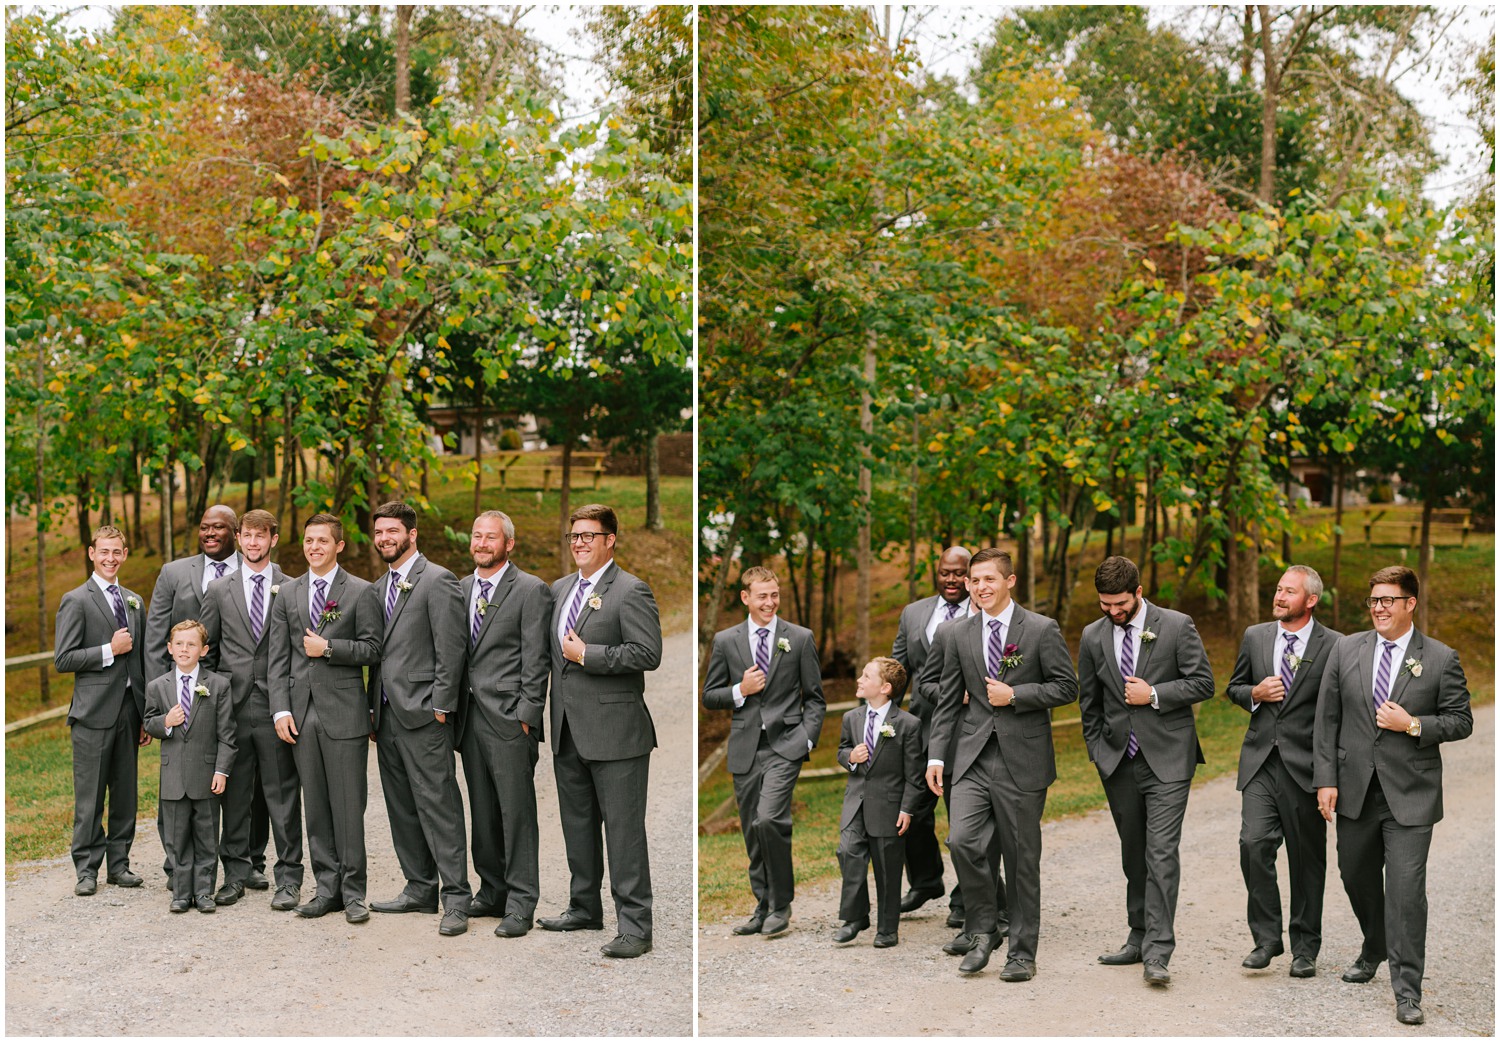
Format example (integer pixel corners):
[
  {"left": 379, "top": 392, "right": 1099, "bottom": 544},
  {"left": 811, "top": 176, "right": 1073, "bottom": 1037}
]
[
  {"left": 1405, "top": 717, "right": 1421, "bottom": 738},
  {"left": 323, "top": 643, "right": 333, "bottom": 659}
]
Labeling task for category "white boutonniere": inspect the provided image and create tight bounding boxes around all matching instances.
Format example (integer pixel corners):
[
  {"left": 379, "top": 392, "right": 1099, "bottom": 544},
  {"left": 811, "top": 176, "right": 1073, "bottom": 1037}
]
[
  {"left": 194, "top": 684, "right": 210, "bottom": 699},
  {"left": 1140, "top": 629, "right": 1156, "bottom": 643},
  {"left": 126, "top": 595, "right": 141, "bottom": 610},
  {"left": 475, "top": 597, "right": 490, "bottom": 617},
  {"left": 1286, "top": 654, "right": 1303, "bottom": 672},
  {"left": 396, "top": 580, "right": 414, "bottom": 594},
  {"left": 588, "top": 594, "right": 602, "bottom": 611},
  {"left": 1403, "top": 658, "right": 1422, "bottom": 678},
  {"left": 777, "top": 637, "right": 791, "bottom": 654},
  {"left": 270, "top": 584, "right": 280, "bottom": 597},
  {"left": 879, "top": 723, "right": 896, "bottom": 739}
]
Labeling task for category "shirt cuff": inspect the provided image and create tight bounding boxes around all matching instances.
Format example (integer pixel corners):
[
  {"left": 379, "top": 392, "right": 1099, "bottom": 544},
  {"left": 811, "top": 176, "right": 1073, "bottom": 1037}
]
[
  {"left": 731, "top": 684, "right": 745, "bottom": 708},
  {"left": 1149, "top": 687, "right": 1159, "bottom": 710},
  {"left": 99, "top": 643, "right": 115, "bottom": 668},
  {"left": 1250, "top": 699, "right": 1260, "bottom": 713},
  {"left": 927, "top": 758, "right": 944, "bottom": 768},
  {"left": 273, "top": 711, "right": 291, "bottom": 723},
  {"left": 806, "top": 738, "right": 813, "bottom": 752}
]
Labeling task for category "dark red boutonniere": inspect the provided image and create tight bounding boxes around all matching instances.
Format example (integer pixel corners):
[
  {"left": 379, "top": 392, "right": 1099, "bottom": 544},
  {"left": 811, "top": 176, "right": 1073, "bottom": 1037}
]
[
  {"left": 999, "top": 643, "right": 1023, "bottom": 671},
  {"left": 318, "top": 600, "right": 341, "bottom": 628}
]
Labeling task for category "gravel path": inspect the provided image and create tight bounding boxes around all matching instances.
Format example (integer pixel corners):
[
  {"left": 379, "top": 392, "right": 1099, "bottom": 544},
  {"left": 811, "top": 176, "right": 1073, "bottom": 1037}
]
[
  {"left": 698, "top": 704, "right": 1494, "bottom": 1037},
  {"left": 6, "top": 631, "right": 694, "bottom": 1037}
]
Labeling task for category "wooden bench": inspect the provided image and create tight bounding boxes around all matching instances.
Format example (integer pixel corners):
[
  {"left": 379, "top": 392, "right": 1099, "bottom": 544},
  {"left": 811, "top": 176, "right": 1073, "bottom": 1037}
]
[
  {"left": 1362, "top": 508, "right": 1473, "bottom": 547},
  {"left": 441, "top": 451, "right": 608, "bottom": 492}
]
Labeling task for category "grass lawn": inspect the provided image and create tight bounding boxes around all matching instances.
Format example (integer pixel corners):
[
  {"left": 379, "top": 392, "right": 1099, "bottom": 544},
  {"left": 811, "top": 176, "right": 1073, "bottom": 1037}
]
[{"left": 698, "top": 510, "right": 1494, "bottom": 922}]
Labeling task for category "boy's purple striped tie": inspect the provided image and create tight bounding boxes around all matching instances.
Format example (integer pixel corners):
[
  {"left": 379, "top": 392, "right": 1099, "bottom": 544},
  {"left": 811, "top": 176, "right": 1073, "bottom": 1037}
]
[{"left": 180, "top": 674, "right": 193, "bottom": 728}]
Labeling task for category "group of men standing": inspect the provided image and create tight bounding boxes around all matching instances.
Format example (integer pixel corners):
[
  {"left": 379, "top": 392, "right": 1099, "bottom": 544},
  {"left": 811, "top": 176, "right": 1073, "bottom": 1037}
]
[
  {"left": 706, "top": 548, "right": 1471, "bottom": 1025},
  {"left": 55, "top": 499, "right": 663, "bottom": 958}
]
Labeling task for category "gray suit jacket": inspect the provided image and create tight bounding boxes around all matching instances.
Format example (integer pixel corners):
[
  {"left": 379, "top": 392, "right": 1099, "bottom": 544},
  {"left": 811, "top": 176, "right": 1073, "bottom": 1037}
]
[
  {"left": 702, "top": 619, "right": 826, "bottom": 775},
  {"left": 891, "top": 595, "right": 949, "bottom": 721},
  {"left": 1078, "top": 603, "right": 1214, "bottom": 782},
  {"left": 143, "top": 669, "right": 235, "bottom": 800},
  {"left": 549, "top": 564, "right": 662, "bottom": 761},
  {"left": 145, "top": 556, "right": 226, "bottom": 676},
  {"left": 1312, "top": 628, "right": 1472, "bottom": 826},
  {"left": 457, "top": 565, "right": 553, "bottom": 744},
  {"left": 200, "top": 565, "right": 287, "bottom": 724},
  {"left": 1226, "top": 618, "right": 1340, "bottom": 792},
  {"left": 267, "top": 568, "right": 383, "bottom": 740},
  {"left": 927, "top": 604, "right": 1078, "bottom": 790},
  {"left": 368, "top": 555, "right": 466, "bottom": 730},
  {"left": 54, "top": 579, "right": 147, "bottom": 729},
  {"left": 837, "top": 704, "right": 926, "bottom": 835}
]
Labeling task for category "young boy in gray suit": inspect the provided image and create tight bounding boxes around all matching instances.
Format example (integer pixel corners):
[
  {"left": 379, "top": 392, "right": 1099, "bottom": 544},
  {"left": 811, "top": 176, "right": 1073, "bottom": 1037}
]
[
  {"left": 143, "top": 620, "right": 235, "bottom": 913},
  {"left": 834, "top": 657, "right": 926, "bottom": 948}
]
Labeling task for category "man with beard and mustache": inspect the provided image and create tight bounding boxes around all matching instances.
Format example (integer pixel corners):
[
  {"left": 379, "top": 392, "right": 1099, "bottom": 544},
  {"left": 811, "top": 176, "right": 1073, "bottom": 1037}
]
[
  {"left": 1226, "top": 565, "right": 1340, "bottom": 978},
  {"left": 455, "top": 510, "right": 553, "bottom": 938},
  {"left": 1077, "top": 556, "right": 1213, "bottom": 987},
  {"left": 200, "top": 509, "right": 303, "bottom": 911},
  {"left": 366, "top": 501, "right": 472, "bottom": 936}
]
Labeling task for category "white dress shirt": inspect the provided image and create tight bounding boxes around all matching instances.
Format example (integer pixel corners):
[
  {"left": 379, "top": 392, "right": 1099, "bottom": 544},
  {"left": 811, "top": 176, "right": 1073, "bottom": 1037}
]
[
  {"left": 1371, "top": 624, "right": 1415, "bottom": 695},
  {"left": 471, "top": 561, "right": 511, "bottom": 623},
  {"left": 557, "top": 559, "right": 614, "bottom": 645},
  {"left": 201, "top": 553, "right": 240, "bottom": 591},
  {"left": 925, "top": 596, "right": 975, "bottom": 643},
  {"left": 165, "top": 665, "right": 200, "bottom": 738},
  {"left": 307, "top": 564, "right": 340, "bottom": 622},
  {"left": 849, "top": 699, "right": 893, "bottom": 771},
  {"left": 239, "top": 561, "right": 275, "bottom": 622}
]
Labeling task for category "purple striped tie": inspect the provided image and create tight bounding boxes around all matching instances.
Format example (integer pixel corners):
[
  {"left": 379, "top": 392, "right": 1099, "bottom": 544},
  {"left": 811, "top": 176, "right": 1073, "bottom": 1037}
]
[
  {"left": 564, "top": 578, "right": 591, "bottom": 634},
  {"left": 472, "top": 579, "right": 492, "bottom": 648},
  {"left": 385, "top": 572, "right": 400, "bottom": 622},
  {"left": 865, "top": 708, "right": 877, "bottom": 752},
  {"left": 212, "top": 561, "right": 228, "bottom": 580},
  {"left": 180, "top": 673, "right": 193, "bottom": 728},
  {"left": 1121, "top": 627, "right": 1139, "bottom": 758},
  {"left": 311, "top": 578, "right": 327, "bottom": 627},
  {"left": 250, "top": 574, "right": 265, "bottom": 642},
  {"left": 755, "top": 627, "right": 770, "bottom": 673},
  {"left": 944, "top": 601, "right": 960, "bottom": 621},
  {"left": 106, "top": 584, "right": 128, "bottom": 628},
  {"left": 1279, "top": 632, "right": 1297, "bottom": 695},
  {"left": 1373, "top": 640, "right": 1396, "bottom": 710},
  {"left": 986, "top": 619, "right": 1004, "bottom": 677}
]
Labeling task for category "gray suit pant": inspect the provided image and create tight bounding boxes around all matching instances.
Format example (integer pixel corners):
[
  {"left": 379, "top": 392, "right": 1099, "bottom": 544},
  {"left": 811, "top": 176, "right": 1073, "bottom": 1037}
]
[
  {"left": 731, "top": 736, "right": 802, "bottom": 913},
  {"left": 69, "top": 699, "right": 141, "bottom": 880},
  {"left": 1100, "top": 753, "right": 1192, "bottom": 965},
  {"left": 948, "top": 737, "right": 1045, "bottom": 960},
  {"left": 162, "top": 796, "right": 218, "bottom": 900},
  {"left": 459, "top": 708, "right": 541, "bottom": 917},
  {"left": 220, "top": 711, "right": 303, "bottom": 889},
  {"left": 939, "top": 774, "right": 1006, "bottom": 924},
  {"left": 837, "top": 810, "right": 904, "bottom": 935},
  {"left": 552, "top": 720, "right": 653, "bottom": 938},
  {"left": 1240, "top": 749, "right": 1325, "bottom": 957},
  {"left": 1336, "top": 776, "right": 1432, "bottom": 1003},
  {"left": 293, "top": 699, "right": 368, "bottom": 905},
  {"left": 376, "top": 710, "right": 472, "bottom": 912}
]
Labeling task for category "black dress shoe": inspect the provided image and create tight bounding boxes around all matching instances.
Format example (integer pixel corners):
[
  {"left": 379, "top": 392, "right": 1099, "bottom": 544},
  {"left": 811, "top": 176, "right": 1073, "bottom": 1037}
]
[
  {"left": 494, "top": 913, "right": 532, "bottom": 938},
  {"left": 372, "top": 893, "right": 439, "bottom": 914},
  {"left": 943, "top": 932, "right": 976, "bottom": 956},
  {"left": 107, "top": 869, "right": 143, "bottom": 888},
  {"left": 1396, "top": 1000, "right": 1424, "bottom": 1025},
  {"left": 271, "top": 886, "right": 301, "bottom": 911},
  {"left": 244, "top": 868, "right": 270, "bottom": 890},
  {"left": 214, "top": 883, "right": 245, "bottom": 906},
  {"left": 761, "top": 908, "right": 791, "bottom": 936},
  {"left": 1099, "top": 943, "right": 1143, "bottom": 966},
  {"left": 958, "top": 930, "right": 999, "bottom": 974},
  {"left": 74, "top": 877, "right": 97, "bottom": 897},
  {"left": 438, "top": 910, "right": 468, "bottom": 936},
  {"left": 169, "top": 897, "right": 191, "bottom": 913},
  {"left": 899, "top": 887, "right": 944, "bottom": 913},
  {"left": 732, "top": 914, "right": 766, "bottom": 936},
  {"left": 467, "top": 899, "right": 502, "bottom": 919},
  {"left": 538, "top": 911, "right": 605, "bottom": 932},
  {"left": 999, "top": 958, "right": 1036, "bottom": 982},
  {"left": 1143, "top": 960, "right": 1171, "bottom": 986},
  {"left": 345, "top": 900, "right": 370, "bottom": 924},
  {"left": 1290, "top": 955, "right": 1316, "bottom": 978},
  {"left": 195, "top": 894, "right": 217, "bottom": 913},
  {"left": 601, "top": 933, "right": 652, "bottom": 958},
  {"left": 1242, "top": 943, "right": 1284, "bottom": 969},
  {"left": 873, "top": 932, "right": 898, "bottom": 949},
  {"left": 832, "top": 919, "right": 869, "bottom": 943},
  {"left": 296, "top": 895, "right": 344, "bottom": 919},
  {"left": 945, "top": 909, "right": 965, "bottom": 929},
  {"left": 1342, "top": 957, "right": 1379, "bottom": 983}
]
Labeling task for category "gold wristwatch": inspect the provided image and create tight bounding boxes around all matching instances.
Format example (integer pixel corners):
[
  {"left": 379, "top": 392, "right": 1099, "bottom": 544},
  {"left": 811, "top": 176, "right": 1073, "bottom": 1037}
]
[{"left": 1405, "top": 717, "right": 1421, "bottom": 738}]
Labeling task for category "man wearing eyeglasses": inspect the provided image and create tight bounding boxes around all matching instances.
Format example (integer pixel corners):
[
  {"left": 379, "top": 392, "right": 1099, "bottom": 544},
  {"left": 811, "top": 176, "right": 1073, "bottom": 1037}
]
[
  {"left": 540, "top": 503, "right": 663, "bottom": 959},
  {"left": 1313, "top": 565, "right": 1472, "bottom": 1027}
]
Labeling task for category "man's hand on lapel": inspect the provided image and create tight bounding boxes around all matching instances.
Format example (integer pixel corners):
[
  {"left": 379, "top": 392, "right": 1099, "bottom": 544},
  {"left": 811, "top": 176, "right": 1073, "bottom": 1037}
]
[
  {"left": 740, "top": 665, "right": 766, "bottom": 696},
  {"left": 848, "top": 742, "right": 870, "bottom": 765},
  {"left": 110, "top": 627, "right": 133, "bottom": 655},
  {"left": 1123, "top": 676, "right": 1153, "bottom": 706},
  {"left": 562, "top": 629, "right": 586, "bottom": 664},
  {"left": 985, "top": 677, "right": 1014, "bottom": 707},
  {"left": 1252, "top": 676, "right": 1286, "bottom": 703}
]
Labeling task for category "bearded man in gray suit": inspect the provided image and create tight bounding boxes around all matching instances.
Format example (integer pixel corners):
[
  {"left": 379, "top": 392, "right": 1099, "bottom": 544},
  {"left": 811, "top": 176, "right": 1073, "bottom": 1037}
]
[
  {"left": 702, "top": 565, "right": 826, "bottom": 938},
  {"left": 456, "top": 509, "right": 553, "bottom": 938},
  {"left": 367, "top": 501, "right": 472, "bottom": 937},
  {"left": 1078, "top": 555, "right": 1214, "bottom": 987},
  {"left": 1226, "top": 564, "right": 1340, "bottom": 978},
  {"left": 1314, "top": 565, "right": 1472, "bottom": 1027},
  {"left": 541, "top": 504, "right": 663, "bottom": 959},
  {"left": 924, "top": 548, "right": 1077, "bottom": 982}
]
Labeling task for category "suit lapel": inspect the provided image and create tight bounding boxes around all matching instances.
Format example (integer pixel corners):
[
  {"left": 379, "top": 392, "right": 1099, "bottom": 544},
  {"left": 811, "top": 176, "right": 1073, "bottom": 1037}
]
[
  {"left": 966, "top": 612, "right": 987, "bottom": 681},
  {"left": 1133, "top": 605, "right": 1160, "bottom": 679},
  {"left": 1355, "top": 631, "right": 1377, "bottom": 721},
  {"left": 1284, "top": 622, "right": 1321, "bottom": 706},
  {"left": 383, "top": 556, "right": 424, "bottom": 637},
  {"left": 917, "top": 595, "right": 939, "bottom": 651},
  {"left": 227, "top": 569, "right": 254, "bottom": 639},
  {"left": 764, "top": 619, "right": 789, "bottom": 687},
  {"left": 86, "top": 582, "right": 119, "bottom": 634},
  {"left": 1003, "top": 606, "right": 1026, "bottom": 676},
  {"left": 322, "top": 569, "right": 349, "bottom": 631},
  {"left": 867, "top": 705, "right": 890, "bottom": 768},
  {"left": 1098, "top": 623, "right": 1126, "bottom": 698},
  {"left": 475, "top": 567, "right": 516, "bottom": 647},
  {"left": 1387, "top": 630, "right": 1422, "bottom": 706},
  {"left": 572, "top": 566, "right": 616, "bottom": 636}
]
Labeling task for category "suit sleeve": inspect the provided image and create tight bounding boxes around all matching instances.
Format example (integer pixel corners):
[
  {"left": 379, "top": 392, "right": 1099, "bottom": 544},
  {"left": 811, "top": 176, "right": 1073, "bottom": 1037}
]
[
  {"left": 142, "top": 678, "right": 171, "bottom": 741},
  {"left": 1311, "top": 641, "right": 1343, "bottom": 789},
  {"left": 330, "top": 582, "right": 383, "bottom": 667},
  {"left": 1010, "top": 618, "right": 1078, "bottom": 712},
  {"left": 913, "top": 628, "right": 945, "bottom": 729},
  {"left": 53, "top": 592, "right": 104, "bottom": 674},
  {"left": 701, "top": 635, "right": 736, "bottom": 711},
  {"left": 1152, "top": 615, "right": 1215, "bottom": 711},
  {"left": 837, "top": 710, "right": 856, "bottom": 771},
  {"left": 1077, "top": 630, "right": 1102, "bottom": 760},
  {"left": 199, "top": 585, "right": 224, "bottom": 675},
  {"left": 428, "top": 569, "right": 467, "bottom": 714},
  {"left": 926, "top": 627, "right": 961, "bottom": 764},
  {"left": 798, "top": 632, "right": 826, "bottom": 749},
  {"left": 1224, "top": 631, "right": 1258, "bottom": 712},
  {"left": 899, "top": 715, "right": 926, "bottom": 814},
  {"left": 144, "top": 569, "right": 175, "bottom": 675},
  {"left": 581, "top": 577, "right": 662, "bottom": 674},
  {"left": 267, "top": 589, "right": 292, "bottom": 719},
  {"left": 211, "top": 673, "right": 236, "bottom": 775},
  {"left": 518, "top": 579, "right": 553, "bottom": 732},
  {"left": 1417, "top": 646, "right": 1473, "bottom": 748}
]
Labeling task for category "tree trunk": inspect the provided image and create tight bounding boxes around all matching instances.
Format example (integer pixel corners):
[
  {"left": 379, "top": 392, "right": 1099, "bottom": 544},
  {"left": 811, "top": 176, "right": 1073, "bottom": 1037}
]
[
  {"left": 1417, "top": 496, "right": 1434, "bottom": 633},
  {"left": 909, "top": 412, "right": 920, "bottom": 604},
  {"left": 394, "top": 5, "right": 414, "bottom": 116},
  {"left": 645, "top": 432, "right": 663, "bottom": 530},
  {"left": 132, "top": 443, "right": 147, "bottom": 555},
  {"left": 698, "top": 513, "right": 742, "bottom": 674},
  {"left": 1018, "top": 514, "right": 1035, "bottom": 607},
  {"left": 855, "top": 331, "right": 875, "bottom": 670},
  {"left": 557, "top": 441, "right": 574, "bottom": 569},
  {"left": 1282, "top": 474, "right": 1294, "bottom": 563},
  {"left": 35, "top": 398, "right": 50, "bottom": 705},
  {"left": 819, "top": 546, "right": 837, "bottom": 666},
  {"left": 161, "top": 462, "right": 176, "bottom": 565},
  {"left": 421, "top": 455, "right": 429, "bottom": 500},
  {"left": 76, "top": 472, "right": 92, "bottom": 561},
  {"left": 1331, "top": 459, "right": 1345, "bottom": 629},
  {"left": 473, "top": 398, "right": 485, "bottom": 520},
  {"left": 1256, "top": 5, "right": 1281, "bottom": 205}
]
